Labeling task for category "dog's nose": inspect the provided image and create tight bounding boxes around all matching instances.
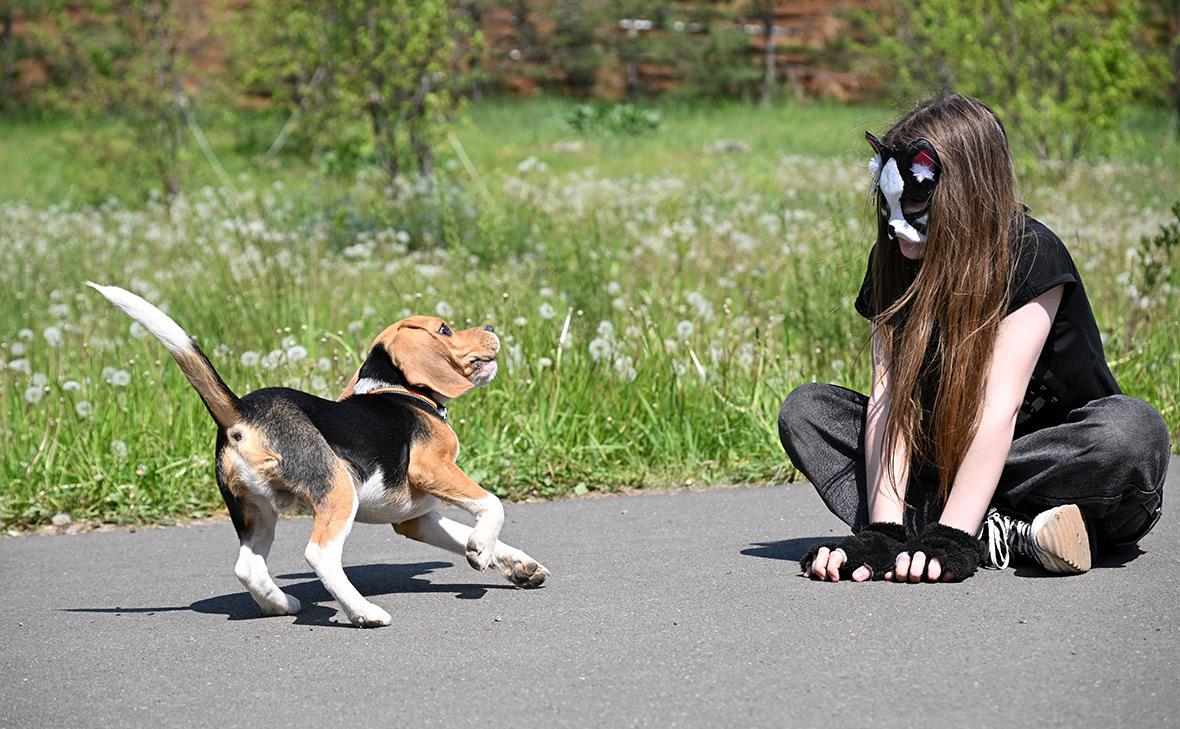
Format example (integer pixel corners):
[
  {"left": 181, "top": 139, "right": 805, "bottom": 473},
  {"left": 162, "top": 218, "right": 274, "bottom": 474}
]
[{"left": 483, "top": 325, "right": 495, "bottom": 333}]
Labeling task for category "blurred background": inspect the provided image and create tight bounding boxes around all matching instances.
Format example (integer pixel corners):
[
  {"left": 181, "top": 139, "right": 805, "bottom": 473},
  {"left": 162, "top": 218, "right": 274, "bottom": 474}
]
[{"left": 1, "top": 1, "right": 1178, "bottom": 530}]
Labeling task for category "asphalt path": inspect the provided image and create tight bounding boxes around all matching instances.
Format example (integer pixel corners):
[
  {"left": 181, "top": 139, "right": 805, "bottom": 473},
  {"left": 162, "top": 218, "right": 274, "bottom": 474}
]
[{"left": 2, "top": 458, "right": 1177, "bottom": 728}]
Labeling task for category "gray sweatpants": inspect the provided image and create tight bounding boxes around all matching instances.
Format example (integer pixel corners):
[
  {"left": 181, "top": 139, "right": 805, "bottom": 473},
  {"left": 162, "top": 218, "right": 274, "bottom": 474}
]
[{"left": 778, "top": 383, "right": 1169, "bottom": 552}]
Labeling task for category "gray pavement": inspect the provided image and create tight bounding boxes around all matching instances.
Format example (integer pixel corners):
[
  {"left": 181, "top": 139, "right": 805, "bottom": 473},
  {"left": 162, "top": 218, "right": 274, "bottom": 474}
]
[{"left": 2, "top": 459, "right": 1178, "bottom": 728}]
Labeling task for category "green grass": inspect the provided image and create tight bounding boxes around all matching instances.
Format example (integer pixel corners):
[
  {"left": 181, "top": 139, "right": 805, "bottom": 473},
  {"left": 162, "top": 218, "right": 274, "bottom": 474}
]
[{"left": 1, "top": 98, "right": 1178, "bottom": 528}]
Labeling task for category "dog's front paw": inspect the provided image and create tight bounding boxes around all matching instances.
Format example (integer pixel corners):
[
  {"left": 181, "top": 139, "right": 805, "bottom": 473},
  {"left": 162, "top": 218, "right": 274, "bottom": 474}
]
[
  {"left": 259, "top": 592, "right": 302, "bottom": 617},
  {"left": 466, "top": 535, "right": 495, "bottom": 571},
  {"left": 347, "top": 602, "right": 392, "bottom": 628},
  {"left": 503, "top": 557, "right": 549, "bottom": 589}
]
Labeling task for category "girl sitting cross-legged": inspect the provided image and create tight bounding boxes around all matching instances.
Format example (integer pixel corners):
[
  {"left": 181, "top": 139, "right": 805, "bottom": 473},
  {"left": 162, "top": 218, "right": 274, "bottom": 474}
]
[{"left": 778, "top": 92, "right": 1170, "bottom": 583}]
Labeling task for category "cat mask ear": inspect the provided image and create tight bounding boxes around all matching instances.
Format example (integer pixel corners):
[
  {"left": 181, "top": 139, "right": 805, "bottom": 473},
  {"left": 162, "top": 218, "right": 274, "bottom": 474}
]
[{"left": 866, "top": 131, "right": 885, "bottom": 183}]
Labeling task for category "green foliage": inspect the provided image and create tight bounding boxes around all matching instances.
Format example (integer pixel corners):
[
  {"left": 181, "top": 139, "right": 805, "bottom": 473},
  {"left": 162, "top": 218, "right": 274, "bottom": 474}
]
[
  {"left": 1, "top": 99, "right": 1178, "bottom": 528},
  {"left": 1138, "top": 201, "right": 1180, "bottom": 302},
  {"left": 673, "top": 22, "right": 762, "bottom": 100},
  {"left": 35, "top": 0, "right": 208, "bottom": 197},
  {"left": 866, "top": 0, "right": 1156, "bottom": 161},
  {"left": 234, "top": 0, "right": 477, "bottom": 188},
  {"left": 566, "top": 102, "right": 661, "bottom": 135}
]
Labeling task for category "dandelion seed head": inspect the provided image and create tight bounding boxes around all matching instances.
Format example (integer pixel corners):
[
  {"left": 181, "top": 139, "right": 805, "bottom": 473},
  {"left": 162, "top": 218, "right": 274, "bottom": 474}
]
[
  {"left": 109, "top": 369, "right": 131, "bottom": 386},
  {"left": 240, "top": 351, "right": 260, "bottom": 367},
  {"left": 676, "top": 320, "right": 694, "bottom": 339},
  {"left": 539, "top": 303, "right": 556, "bottom": 320},
  {"left": 24, "top": 386, "right": 43, "bottom": 404},
  {"left": 110, "top": 439, "right": 128, "bottom": 459},
  {"left": 436, "top": 301, "right": 454, "bottom": 318},
  {"left": 589, "top": 337, "right": 613, "bottom": 361},
  {"left": 286, "top": 345, "right": 308, "bottom": 363},
  {"left": 43, "top": 327, "right": 62, "bottom": 347},
  {"left": 10, "top": 342, "right": 25, "bottom": 356},
  {"left": 129, "top": 321, "right": 149, "bottom": 340},
  {"left": 62, "top": 379, "right": 82, "bottom": 392},
  {"left": 75, "top": 400, "right": 93, "bottom": 418}
]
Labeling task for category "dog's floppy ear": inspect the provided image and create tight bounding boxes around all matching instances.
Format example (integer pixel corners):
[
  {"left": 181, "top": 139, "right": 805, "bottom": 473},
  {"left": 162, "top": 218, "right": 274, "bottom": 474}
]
[{"left": 388, "top": 326, "right": 474, "bottom": 400}]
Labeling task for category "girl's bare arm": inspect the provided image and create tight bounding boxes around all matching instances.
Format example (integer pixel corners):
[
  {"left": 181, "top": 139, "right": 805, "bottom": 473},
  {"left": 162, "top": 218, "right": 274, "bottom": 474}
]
[
  {"left": 890, "top": 285, "right": 1063, "bottom": 582},
  {"left": 865, "top": 326, "right": 908, "bottom": 524}
]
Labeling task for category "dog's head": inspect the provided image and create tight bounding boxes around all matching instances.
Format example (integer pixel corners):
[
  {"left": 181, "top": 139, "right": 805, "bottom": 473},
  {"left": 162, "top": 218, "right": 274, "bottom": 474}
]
[{"left": 340, "top": 316, "right": 500, "bottom": 402}]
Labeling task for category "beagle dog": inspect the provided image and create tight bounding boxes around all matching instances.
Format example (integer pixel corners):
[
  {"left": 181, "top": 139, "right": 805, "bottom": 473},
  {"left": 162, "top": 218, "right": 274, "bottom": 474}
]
[{"left": 88, "top": 283, "right": 548, "bottom": 628}]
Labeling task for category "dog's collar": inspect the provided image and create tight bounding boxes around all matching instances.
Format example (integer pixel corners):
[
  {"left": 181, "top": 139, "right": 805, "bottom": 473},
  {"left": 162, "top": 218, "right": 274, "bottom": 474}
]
[{"left": 361, "top": 385, "right": 447, "bottom": 422}]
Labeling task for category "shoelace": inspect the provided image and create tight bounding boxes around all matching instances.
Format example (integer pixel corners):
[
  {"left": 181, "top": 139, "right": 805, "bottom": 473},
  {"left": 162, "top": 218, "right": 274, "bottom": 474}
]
[{"left": 979, "top": 509, "right": 1037, "bottom": 569}]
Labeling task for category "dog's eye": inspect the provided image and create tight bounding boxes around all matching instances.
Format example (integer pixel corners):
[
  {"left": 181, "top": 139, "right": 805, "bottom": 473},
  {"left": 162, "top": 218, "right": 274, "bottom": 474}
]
[{"left": 438, "top": 323, "right": 452, "bottom": 337}]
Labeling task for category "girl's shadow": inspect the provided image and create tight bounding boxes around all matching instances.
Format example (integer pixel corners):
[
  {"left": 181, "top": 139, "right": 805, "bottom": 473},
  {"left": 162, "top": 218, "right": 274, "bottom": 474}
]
[{"left": 741, "top": 537, "right": 829, "bottom": 562}]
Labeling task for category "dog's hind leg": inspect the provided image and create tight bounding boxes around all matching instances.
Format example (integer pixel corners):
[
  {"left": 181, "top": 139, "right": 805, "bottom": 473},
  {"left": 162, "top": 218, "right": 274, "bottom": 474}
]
[
  {"left": 218, "top": 450, "right": 300, "bottom": 616},
  {"left": 304, "top": 461, "right": 391, "bottom": 628},
  {"left": 393, "top": 510, "right": 550, "bottom": 588}
]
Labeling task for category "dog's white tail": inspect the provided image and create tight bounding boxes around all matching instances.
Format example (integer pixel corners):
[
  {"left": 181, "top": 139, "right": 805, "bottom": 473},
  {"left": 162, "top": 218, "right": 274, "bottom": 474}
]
[{"left": 87, "top": 282, "right": 240, "bottom": 429}]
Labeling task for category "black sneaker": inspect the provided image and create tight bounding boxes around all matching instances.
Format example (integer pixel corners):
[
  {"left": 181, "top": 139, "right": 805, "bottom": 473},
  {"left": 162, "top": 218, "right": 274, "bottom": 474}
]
[{"left": 978, "top": 504, "right": 1091, "bottom": 574}]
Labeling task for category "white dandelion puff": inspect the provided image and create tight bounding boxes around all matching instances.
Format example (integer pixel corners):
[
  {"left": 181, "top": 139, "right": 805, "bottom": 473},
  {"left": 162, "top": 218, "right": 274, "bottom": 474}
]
[
  {"left": 31, "top": 372, "right": 48, "bottom": 387},
  {"left": 109, "top": 369, "right": 131, "bottom": 386},
  {"left": 24, "top": 386, "right": 44, "bottom": 404},
  {"left": 129, "top": 321, "right": 149, "bottom": 340},
  {"left": 18, "top": 328, "right": 33, "bottom": 341},
  {"left": 538, "top": 357, "right": 553, "bottom": 369},
  {"left": 110, "top": 439, "right": 128, "bottom": 459},
  {"left": 436, "top": 301, "right": 454, "bottom": 318},
  {"left": 317, "top": 357, "right": 332, "bottom": 373},
  {"left": 43, "top": 327, "right": 63, "bottom": 348},
  {"left": 286, "top": 345, "right": 308, "bottom": 363},
  {"left": 75, "top": 401, "right": 93, "bottom": 419},
  {"left": 676, "top": 320, "right": 694, "bottom": 339},
  {"left": 10, "top": 342, "right": 25, "bottom": 356},
  {"left": 62, "top": 379, "right": 82, "bottom": 392},
  {"left": 240, "top": 351, "right": 260, "bottom": 367},
  {"left": 539, "top": 303, "right": 556, "bottom": 320},
  {"left": 589, "top": 337, "right": 613, "bottom": 361}
]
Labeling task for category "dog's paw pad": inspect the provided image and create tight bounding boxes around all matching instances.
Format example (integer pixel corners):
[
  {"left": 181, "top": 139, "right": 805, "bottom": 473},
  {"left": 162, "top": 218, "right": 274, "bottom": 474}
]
[
  {"left": 349, "top": 603, "right": 392, "bottom": 628},
  {"left": 507, "top": 559, "right": 549, "bottom": 589}
]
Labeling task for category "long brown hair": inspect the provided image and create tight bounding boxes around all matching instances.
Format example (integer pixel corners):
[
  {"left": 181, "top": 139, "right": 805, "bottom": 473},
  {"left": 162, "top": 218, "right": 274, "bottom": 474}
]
[{"left": 872, "top": 92, "right": 1025, "bottom": 501}]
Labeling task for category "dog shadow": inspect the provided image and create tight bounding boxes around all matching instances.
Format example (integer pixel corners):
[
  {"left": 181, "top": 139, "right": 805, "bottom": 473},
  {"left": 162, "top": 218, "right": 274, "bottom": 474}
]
[
  {"left": 62, "top": 561, "right": 518, "bottom": 628},
  {"left": 741, "top": 537, "right": 829, "bottom": 563}
]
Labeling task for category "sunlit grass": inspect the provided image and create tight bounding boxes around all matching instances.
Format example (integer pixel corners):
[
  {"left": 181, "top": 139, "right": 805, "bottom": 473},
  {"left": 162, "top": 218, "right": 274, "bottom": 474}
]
[{"left": 1, "top": 98, "right": 1177, "bottom": 528}]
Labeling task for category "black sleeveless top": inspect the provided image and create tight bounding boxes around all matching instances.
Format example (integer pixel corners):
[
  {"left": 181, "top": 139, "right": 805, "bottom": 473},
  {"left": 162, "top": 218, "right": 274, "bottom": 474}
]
[{"left": 854, "top": 216, "right": 1120, "bottom": 436}]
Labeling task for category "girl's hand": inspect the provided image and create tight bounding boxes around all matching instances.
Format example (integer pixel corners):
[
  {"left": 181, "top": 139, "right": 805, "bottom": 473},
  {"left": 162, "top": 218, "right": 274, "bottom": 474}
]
[
  {"left": 800, "top": 522, "right": 908, "bottom": 582},
  {"left": 884, "top": 523, "right": 984, "bottom": 583},
  {"left": 805, "top": 546, "right": 875, "bottom": 582},
  {"left": 883, "top": 552, "right": 955, "bottom": 582}
]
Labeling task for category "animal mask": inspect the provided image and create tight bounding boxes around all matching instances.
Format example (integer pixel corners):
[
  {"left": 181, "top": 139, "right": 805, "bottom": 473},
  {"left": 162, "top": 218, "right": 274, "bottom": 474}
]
[{"left": 866, "top": 131, "right": 941, "bottom": 245}]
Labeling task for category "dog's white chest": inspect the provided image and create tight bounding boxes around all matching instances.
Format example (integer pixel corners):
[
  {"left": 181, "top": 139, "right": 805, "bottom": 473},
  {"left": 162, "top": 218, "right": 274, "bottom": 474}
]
[{"left": 353, "top": 467, "right": 439, "bottom": 524}]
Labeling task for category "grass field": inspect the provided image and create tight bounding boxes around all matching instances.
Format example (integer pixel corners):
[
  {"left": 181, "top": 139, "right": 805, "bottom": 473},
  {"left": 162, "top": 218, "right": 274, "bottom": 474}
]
[{"left": 2, "top": 99, "right": 1178, "bottom": 529}]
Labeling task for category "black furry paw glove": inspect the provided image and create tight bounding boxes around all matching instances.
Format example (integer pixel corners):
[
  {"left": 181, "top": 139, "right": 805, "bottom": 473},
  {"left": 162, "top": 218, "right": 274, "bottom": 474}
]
[
  {"left": 800, "top": 522, "right": 908, "bottom": 580},
  {"left": 899, "top": 523, "right": 986, "bottom": 582}
]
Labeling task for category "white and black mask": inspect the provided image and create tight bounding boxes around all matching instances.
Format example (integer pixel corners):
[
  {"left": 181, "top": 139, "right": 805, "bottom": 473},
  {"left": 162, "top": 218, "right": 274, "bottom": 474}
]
[{"left": 866, "top": 131, "right": 941, "bottom": 245}]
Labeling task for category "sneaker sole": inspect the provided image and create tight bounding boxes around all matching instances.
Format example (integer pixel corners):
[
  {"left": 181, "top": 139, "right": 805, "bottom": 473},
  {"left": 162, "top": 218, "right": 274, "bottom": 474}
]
[{"left": 1032, "top": 504, "right": 1091, "bottom": 574}]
